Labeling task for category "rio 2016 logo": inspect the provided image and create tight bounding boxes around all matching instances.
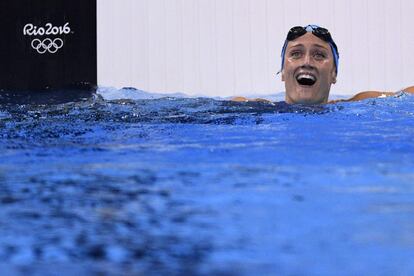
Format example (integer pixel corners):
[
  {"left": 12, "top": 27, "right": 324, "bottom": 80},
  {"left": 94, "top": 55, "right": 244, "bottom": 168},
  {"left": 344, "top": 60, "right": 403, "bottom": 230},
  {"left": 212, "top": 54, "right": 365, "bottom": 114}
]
[{"left": 23, "top": 22, "right": 72, "bottom": 54}]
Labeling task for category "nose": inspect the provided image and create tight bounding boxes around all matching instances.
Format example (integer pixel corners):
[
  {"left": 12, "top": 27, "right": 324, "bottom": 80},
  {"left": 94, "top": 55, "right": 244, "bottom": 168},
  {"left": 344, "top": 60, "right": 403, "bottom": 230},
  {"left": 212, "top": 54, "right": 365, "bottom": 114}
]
[{"left": 303, "top": 52, "right": 315, "bottom": 67}]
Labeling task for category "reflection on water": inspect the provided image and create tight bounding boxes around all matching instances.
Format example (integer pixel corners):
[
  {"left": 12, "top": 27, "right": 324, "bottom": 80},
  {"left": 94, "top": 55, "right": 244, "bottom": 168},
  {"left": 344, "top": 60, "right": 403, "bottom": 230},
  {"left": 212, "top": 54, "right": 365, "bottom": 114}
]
[{"left": 0, "top": 89, "right": 414, "bottom": 274}]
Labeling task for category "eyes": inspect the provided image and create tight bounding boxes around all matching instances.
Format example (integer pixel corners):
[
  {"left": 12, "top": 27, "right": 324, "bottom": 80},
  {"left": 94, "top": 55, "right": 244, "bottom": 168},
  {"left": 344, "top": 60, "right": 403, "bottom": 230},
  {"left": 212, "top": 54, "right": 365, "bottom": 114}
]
[
  {"left": 288, "top": 49, "right": 328, "bottom": 60},
  {"left": 290, "top": 51, "right": 302, "bottom": 58}
]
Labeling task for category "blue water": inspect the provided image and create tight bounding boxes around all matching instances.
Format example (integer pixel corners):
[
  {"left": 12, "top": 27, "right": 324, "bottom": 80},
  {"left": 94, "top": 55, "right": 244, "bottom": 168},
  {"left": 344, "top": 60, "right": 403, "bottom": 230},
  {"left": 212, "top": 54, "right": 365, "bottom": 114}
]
[{"left": 0, "top": 90, "right": 413, "bottom": 275}]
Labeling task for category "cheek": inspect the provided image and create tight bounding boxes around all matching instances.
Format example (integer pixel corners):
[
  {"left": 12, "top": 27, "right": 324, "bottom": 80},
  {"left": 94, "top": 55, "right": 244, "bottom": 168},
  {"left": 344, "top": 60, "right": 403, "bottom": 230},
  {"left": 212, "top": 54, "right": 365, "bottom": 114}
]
[
  {"left": 321, "top": 64, "right": 335, "bottom": 81},
  {"left": 283, "top": 65, "right": 295, "bottom": 81}
]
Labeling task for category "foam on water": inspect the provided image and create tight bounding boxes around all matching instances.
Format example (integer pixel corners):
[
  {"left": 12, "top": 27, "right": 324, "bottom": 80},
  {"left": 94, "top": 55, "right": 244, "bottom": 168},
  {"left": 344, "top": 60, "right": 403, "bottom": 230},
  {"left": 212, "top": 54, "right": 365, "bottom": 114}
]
[{"left": 0, "top": 88, "right": 413, "bottom": 275}]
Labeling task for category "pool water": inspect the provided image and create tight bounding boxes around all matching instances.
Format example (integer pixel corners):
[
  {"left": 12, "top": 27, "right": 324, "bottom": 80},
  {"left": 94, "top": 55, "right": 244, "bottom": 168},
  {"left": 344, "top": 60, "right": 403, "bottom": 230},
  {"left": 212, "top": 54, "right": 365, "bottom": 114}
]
[{"left": 0, "top": 89, "right": 413, "bottom": 275}]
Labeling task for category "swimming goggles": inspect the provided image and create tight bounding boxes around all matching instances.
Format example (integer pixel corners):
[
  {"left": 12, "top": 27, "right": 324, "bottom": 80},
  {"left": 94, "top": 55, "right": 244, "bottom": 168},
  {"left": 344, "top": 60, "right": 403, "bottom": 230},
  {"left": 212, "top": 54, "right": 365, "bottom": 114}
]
[{"left": 279, "top": 25, "right": 339, "bottom": 74}]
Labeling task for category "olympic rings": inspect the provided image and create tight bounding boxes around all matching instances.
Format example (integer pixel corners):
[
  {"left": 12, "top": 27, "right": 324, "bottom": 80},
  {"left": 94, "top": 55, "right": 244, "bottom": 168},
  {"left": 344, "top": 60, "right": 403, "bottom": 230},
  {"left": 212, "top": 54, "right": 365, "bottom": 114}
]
[{"left": 31, "top": 38, "right": 64, "bottom": 54}]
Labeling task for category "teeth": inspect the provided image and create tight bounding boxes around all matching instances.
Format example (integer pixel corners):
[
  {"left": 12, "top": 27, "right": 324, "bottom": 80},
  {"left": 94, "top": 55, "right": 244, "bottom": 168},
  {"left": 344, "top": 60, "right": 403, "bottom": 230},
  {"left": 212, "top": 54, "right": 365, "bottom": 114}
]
[{"left": 297, "top": 73, "right": 316, "bottom": 81}]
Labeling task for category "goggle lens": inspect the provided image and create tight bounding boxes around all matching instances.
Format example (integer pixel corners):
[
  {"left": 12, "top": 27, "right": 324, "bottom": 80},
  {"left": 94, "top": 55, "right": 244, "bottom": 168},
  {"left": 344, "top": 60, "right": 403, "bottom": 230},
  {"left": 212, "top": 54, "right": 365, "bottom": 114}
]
[{"left": 287, "top": 25, "right": 331, "bottom": 44}]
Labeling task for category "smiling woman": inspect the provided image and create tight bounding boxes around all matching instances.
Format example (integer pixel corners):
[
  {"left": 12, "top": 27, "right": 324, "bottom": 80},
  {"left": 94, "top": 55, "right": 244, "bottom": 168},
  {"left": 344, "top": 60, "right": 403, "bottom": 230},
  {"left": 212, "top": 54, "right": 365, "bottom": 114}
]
[
  {"left": 232, "top": 24, "right": 414, "bottom": 105},
  {"left": 282, "top": 33, "right": 336, "bottom": 104},
  {"left": 280, "top": 25, "right": 338, "bottom": 105}
]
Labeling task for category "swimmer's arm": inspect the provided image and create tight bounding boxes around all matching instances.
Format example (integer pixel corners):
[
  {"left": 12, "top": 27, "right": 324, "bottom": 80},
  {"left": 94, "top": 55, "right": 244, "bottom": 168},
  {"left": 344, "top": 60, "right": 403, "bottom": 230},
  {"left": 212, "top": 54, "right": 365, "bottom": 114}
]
[
  {"left": 230, "top": 96, "right": 272, "bottom": 103},
  {"left": 329, "top": 91, "right": 394, "bottom": 103},
  {"left": 329, "top": 86, "right": 414, "bottom": 104}
]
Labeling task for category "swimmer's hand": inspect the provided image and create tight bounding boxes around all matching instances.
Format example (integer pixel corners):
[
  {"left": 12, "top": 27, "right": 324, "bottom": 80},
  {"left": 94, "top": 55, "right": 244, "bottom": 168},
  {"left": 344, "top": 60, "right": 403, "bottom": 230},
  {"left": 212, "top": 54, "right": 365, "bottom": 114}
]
[{"left": 230, "top": 96, "right": 272, "bottom": 103}]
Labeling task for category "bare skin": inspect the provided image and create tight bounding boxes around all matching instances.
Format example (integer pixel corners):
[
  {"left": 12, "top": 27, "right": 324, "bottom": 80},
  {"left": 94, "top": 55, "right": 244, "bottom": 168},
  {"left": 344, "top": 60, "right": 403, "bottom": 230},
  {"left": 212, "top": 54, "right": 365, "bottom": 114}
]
[
  {"left": 232, "top": 87, "right": 414, "bottom": 104},
  {"left": 282, "top": 33, "right": 337, "bottom": 104},
  {"left": 232, "top": 32, "right": 414, "bottom": 104},
  {"left": 328, "top": 87, "right": 414, "bottom": 104}
]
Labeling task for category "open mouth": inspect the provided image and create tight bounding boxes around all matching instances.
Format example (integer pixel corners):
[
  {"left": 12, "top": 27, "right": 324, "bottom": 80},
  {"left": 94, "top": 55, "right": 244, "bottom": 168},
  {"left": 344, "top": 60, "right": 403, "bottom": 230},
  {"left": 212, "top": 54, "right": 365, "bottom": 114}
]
[{"left": 296, "top": 73, "right": 317, "bottom": 86}]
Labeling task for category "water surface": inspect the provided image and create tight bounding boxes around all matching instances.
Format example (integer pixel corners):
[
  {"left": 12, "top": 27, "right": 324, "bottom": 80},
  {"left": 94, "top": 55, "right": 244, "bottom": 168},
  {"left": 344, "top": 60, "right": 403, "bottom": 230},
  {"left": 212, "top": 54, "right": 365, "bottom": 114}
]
[{"left": 0, "top": 90, "right": 413, "bottom": 275}]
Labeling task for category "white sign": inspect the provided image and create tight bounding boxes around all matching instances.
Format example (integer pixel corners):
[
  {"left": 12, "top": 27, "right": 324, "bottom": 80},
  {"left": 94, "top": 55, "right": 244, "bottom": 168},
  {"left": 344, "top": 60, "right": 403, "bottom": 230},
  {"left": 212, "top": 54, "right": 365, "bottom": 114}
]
[{"left": 23, "top": 22, "right": 72, "bottom": 54}]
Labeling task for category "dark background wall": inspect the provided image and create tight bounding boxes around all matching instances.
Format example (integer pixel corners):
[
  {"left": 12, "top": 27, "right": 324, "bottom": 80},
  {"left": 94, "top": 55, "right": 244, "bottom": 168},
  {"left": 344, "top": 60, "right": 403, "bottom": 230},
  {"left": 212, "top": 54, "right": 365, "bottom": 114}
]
[{"left": 0, "top": 0, "right": 96, "bottom": 92}]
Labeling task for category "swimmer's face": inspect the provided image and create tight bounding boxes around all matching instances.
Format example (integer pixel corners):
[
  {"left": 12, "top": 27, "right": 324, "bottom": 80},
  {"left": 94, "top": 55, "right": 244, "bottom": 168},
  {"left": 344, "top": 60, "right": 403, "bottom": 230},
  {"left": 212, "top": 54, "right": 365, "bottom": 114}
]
[{"left": 282, "top": 32, "right": 337, "bottom": 104}]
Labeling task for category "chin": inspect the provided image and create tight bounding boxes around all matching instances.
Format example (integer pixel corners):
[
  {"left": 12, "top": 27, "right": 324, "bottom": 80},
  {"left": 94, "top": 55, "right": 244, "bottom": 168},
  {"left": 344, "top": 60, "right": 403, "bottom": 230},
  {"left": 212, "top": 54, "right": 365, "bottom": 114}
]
[
  {"left": 294, "top": 98, "right": 322, "bottom": 105},
  {"left": 291, "top": 90, "right": 325, "bottom": 104}
]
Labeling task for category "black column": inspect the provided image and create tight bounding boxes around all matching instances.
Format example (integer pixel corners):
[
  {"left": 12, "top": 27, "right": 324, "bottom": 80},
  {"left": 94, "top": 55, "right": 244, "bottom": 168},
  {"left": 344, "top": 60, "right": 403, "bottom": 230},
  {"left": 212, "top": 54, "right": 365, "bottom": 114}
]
[{"left": 0, "top": 0, "right": 97, "bottom": 103}]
